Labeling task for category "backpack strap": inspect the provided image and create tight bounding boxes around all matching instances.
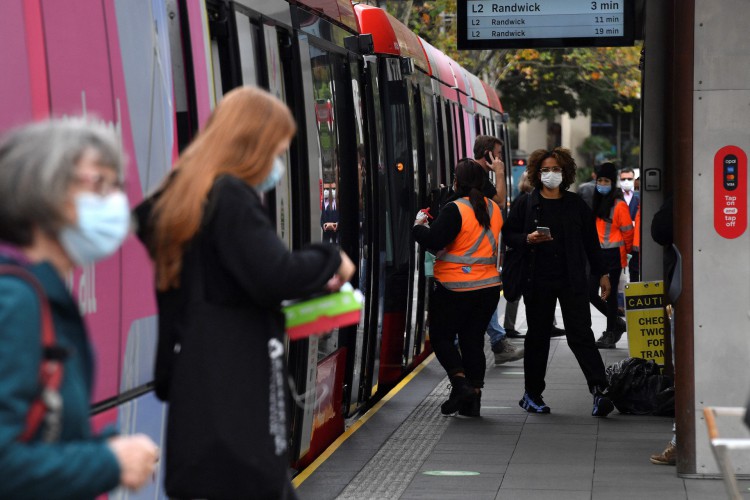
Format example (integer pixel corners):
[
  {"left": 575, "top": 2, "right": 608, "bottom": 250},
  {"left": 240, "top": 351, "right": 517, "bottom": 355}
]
[{"left": 0, "top": 265, "right": 64, "bottom": 442}]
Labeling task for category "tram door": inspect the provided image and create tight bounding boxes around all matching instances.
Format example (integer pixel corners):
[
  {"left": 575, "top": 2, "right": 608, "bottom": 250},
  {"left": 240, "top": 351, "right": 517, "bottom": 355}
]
[
  {"left": 294, "top": 20, "right": 381, "bottom": 463},
  {"left": 361, "top": 55, "right": 387, "bottom": 398},
  {"left": 404, "top": 82, "right": 434, "bottom": 363},
  {"left": 377, "top": 56, "right": 419, "bottom": 386}
]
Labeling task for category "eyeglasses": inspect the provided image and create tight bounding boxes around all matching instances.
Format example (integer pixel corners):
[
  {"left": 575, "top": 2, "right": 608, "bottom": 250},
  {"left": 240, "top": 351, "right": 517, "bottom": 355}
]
[
  {"left": 73, "top": 172, "right": 124, "bottom": 196},
  {"left": 540, "top": 167, "right": 562, "bottom": 174}
]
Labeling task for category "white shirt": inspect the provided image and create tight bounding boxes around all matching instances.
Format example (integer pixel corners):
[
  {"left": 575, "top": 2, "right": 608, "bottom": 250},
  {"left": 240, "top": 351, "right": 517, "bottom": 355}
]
[{"left": 623, "top": 190, "right": 634, "bottom": 206}]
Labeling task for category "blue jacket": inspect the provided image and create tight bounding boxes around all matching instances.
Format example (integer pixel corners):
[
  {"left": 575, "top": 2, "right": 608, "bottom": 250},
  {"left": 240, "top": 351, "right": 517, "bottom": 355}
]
[
  {"left": 625, "top": 191, "right": 640, "bottom": 221},
  {"left": 0, "top": 256, "right": 120, "bottom": 499}
]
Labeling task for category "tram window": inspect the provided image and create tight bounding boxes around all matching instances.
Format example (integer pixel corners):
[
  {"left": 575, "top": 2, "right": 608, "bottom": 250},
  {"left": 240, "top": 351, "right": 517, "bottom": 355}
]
[
  {"left": 210, "top": 41, "right": 223, "bottom": 102},
  {"left": 307, "top": 44, "right": 344, "bottom": 359},
  {"left": 386, "top": 98, "right": 412, "bottom": 268},
  {"left": 350, "top": 61, "right": 368, "bottom": 409},
  {"left": 421, "top": 89, "right": 439, "bottom": 190},
  {"left": 235, "top": 12, "right": 259, "bottom": 86},
  {"left": 443, "top": 101, "right": 455, "bottom": 181},
  {"left": 263, "top": 24, "right": 292, "bottom": 246}
]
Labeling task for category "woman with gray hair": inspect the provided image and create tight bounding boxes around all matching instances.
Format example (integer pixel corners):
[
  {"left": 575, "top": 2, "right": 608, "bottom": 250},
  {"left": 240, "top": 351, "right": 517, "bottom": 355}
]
[{"left": 0, "top": 118, "right": 158, "bottom": 498}]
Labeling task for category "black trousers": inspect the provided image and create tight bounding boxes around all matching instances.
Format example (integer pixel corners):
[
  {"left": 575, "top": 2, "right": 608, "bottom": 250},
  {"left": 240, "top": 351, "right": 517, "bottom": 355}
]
[
  {"left": 523, "top": 279, "right": 608, "bottom": 396},
  {"left": 588, "top": 248, "right": 622, "bottom": 331},
  {"left": 430, "top": 282, "right": 500, "bottom": 388}
]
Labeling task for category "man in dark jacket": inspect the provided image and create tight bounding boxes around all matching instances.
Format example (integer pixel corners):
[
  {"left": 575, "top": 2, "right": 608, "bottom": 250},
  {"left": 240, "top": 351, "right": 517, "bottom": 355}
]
[{"left": 502, "top": 148, "right": 614, "bottom": 417}]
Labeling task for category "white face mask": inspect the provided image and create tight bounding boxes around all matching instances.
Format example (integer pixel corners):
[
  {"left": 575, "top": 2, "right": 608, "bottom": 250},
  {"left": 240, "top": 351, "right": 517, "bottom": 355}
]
[
  {"left": 59, "top": 191, "right": 130, "bottom": 266},
  {"left": 323, "top": 189, "right": 330, "bottom": 198},
  {"left": 331, "top": 189, "right": 336, "bottom": 197},
  {"left": 541, "top": 171, "right": 563, "bottom": 189},
  {"left": 620, "top": 179, "right": 634, "bottom": 192},
  {"left": 256, "top": 157, "right": 286, "bottom": 193}
]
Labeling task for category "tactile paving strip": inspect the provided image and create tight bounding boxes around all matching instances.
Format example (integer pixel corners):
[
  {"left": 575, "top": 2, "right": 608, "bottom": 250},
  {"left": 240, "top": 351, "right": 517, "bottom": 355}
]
[{"left": 335, "top": 345, "right": 495, "bottom": 499}]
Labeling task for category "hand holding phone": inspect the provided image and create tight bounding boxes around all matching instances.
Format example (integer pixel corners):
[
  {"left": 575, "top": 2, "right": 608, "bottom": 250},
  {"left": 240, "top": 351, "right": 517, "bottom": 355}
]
[{"left": 536, "top": 226, "right": 551, "bottom": 237}]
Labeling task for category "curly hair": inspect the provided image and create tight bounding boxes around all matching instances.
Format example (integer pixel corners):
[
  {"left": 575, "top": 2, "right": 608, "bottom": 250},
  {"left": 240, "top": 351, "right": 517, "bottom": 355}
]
[{"left": 526, "top": 147, "right": 577, "bottom": 191}]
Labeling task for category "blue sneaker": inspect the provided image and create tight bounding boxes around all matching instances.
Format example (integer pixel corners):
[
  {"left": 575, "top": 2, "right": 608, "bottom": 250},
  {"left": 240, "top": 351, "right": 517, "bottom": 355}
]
[
  {"left": 519, "top": 392, "right": 551, "bottom": 414},
  {"left": 592, "top": 393, "right": 614, "bottom": 417}
]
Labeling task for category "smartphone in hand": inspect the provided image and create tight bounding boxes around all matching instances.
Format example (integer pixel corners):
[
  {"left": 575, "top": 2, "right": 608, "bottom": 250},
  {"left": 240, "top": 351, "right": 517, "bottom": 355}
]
[{"left": 536, "top": 226, "right": 551, "bottom": 237}]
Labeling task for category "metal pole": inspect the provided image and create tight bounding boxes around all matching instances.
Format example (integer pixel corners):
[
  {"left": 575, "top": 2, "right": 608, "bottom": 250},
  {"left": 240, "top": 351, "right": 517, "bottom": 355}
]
[{"left": 672, "top": 0, "right": 696, "bottom": 475}]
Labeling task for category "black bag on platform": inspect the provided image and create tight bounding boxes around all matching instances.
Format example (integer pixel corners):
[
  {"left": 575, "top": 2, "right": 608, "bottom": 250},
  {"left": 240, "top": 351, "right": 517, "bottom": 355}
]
[
  {"left": 501, "top": 195, "right": 533, "bottom": 302},
  {"left": 605, "top": 358, "right": 675, "bottom": 416}
]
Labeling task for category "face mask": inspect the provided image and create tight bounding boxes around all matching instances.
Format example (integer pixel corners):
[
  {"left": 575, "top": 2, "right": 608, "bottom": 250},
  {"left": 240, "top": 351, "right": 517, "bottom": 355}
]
[
  {"left": 59, "top": 191, "right": 130, "bottom": 266},
  {"left": 331, "top": 189, "right": 336, "bottom": 197},
  {"left": 620, "top": 179, "right": 634, "bottom": 192},
  {"left": 541, "top": 171, "right": 563, "bottom": 189},
  {"left": 323, "top": 189, "right": 330, "bottom": 198},
  {"left": 596, "top": 184, "right": 612, "bottom": 195},
  {"left": 256, "top": 157, "right": 286, "bottom": 193}
]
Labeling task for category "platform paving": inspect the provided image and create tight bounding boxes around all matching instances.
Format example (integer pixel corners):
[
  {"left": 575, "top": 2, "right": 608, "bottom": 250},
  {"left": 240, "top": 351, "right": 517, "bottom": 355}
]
[{"left": 296, "top": 300, "right": 750, "bottom": 499}]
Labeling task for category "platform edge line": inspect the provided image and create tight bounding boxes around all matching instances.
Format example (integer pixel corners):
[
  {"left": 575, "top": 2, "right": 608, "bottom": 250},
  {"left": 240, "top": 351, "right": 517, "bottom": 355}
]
[{"left": 292, "top": 352, "right": 436, "bottom": 488}]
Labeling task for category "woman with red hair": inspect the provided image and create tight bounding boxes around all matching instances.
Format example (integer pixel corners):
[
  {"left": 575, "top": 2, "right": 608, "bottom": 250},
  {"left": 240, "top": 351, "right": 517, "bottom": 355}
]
[{"left": 137, "top": 87, "right": 354, "bottom": 499}]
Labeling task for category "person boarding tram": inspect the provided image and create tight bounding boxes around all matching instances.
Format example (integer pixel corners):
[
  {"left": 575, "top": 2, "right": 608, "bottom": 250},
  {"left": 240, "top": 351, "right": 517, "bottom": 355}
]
[
  {"left": 414, "top": 159, "right": 503, "bottom": 417},
  {"left": 502, "top": 148, "right": 614, "bottom": 416},
  {"left": 136, "top": 87, "right": 355, "bottom": 499}
]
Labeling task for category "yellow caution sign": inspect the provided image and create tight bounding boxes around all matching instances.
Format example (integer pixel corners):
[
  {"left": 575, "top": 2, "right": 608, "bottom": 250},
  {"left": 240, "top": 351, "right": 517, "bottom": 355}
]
[{"left": 624, "top": 281, "right": 666, "bottom": 365}]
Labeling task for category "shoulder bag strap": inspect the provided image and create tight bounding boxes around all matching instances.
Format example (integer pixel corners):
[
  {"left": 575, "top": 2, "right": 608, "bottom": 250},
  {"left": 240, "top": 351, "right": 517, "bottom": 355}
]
[{"left": 0, "top": 265, "right": 64, "bottom": 442}]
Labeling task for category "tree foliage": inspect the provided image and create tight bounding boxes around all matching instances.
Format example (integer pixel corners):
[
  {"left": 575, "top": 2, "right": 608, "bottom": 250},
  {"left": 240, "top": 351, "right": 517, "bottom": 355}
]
[{"left": 378, "top": 1, "right": 642, "bottom": 122}]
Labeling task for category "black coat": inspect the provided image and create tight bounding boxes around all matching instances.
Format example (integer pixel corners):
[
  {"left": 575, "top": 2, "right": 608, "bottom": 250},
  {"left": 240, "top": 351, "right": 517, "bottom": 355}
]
[
  {"left": 136, "top": 175, "right": 341, "bottom": 499},
  {"left": 502, "top": 189, "right": 605, "bottom": 297}
]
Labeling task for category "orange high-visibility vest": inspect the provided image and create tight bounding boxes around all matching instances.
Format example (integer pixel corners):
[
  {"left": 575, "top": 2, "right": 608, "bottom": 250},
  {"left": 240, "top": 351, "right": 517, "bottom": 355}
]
[
  {"left": 632, "top": 207, "right": 641, "bottom": 252},
  {"left": 596, "top": 199, "right": 634, "bottom": 268},
  {"left": 434, "top": 197, "right": 503, "bottom": 291}
]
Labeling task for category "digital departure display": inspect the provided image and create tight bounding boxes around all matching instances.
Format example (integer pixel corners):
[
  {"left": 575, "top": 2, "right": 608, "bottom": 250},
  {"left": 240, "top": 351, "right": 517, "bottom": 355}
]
[{"left": 457, "top": 0, "right": 635, "bottom": 49}]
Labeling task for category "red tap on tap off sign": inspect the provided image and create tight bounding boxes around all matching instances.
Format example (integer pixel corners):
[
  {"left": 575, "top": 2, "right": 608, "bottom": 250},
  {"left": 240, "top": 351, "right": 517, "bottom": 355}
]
[{"left": 714, "top": 145, "right": 747, "bottom": 239}]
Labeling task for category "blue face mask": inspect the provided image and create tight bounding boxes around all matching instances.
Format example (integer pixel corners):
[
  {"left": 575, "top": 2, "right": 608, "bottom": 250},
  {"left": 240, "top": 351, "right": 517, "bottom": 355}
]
[
  {"left": 596, "top": 184, "right": 612, "bottom": 195},
  {"left": 59, "top": 191, "right": 130, "bottom": 266},
  {"left": 256, "top": 157, "right": 286, "bottom": 193}
]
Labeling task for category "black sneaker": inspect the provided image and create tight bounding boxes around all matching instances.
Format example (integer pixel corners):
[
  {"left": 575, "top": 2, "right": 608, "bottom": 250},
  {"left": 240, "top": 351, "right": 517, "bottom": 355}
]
[
  {"left": 519, "top": 392, "right": 551, "bottom": 414},
  {"left": 592, "top": 393, "right": 614, "bottom": 417},
  {"left": 458, "top": 391, "right": 481, "bottom": 417},
  {"left": 441, "top": 378, "right": 475, "bottom": 415},
  {"left": 595, "top": 331, "right": 617, "bottom": 348}
]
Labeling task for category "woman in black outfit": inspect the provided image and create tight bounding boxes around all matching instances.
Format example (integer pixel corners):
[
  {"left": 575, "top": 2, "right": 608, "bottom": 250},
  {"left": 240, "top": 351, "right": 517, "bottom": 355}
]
[
  {"left": 137, "top": 87, "right": 355, "bottom": 499},
  {"left": 502, "top": 148, "right": 614, "bottom": 416},
  {"left": 414, "top": 160, "right": 503, "bottom": 417}
]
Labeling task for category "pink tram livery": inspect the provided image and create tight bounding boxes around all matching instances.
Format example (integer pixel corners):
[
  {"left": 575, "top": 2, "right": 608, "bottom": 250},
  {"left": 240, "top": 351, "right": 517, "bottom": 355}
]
[{"left": 1, "top": 0, "right": 510, "bottom": 494}]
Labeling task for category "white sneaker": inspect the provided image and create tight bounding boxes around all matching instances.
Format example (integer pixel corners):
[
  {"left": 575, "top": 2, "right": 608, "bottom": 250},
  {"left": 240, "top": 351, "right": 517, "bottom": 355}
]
[{"left": 494, "top": 338, "right": 524, "bottom": 364}]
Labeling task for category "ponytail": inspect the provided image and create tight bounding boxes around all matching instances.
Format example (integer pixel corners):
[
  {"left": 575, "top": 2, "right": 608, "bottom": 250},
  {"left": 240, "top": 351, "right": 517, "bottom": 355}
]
[{"left": 469, "top": 188, "right": 491, "bottom": 229}]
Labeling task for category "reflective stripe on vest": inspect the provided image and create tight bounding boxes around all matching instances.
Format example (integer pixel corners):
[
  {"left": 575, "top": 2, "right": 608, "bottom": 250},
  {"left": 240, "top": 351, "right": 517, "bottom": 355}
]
[
  {"left": 598, "top": 202, "right": 630, "bottom": 249},
  {"left": 434, "top": 197, "right": 502, "bottom": 291}
]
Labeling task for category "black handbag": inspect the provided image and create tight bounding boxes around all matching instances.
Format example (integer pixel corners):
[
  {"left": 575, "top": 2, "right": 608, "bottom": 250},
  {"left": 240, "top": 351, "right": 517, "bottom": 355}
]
[
  {"left": 501, "top": 194, "right": 533, "bottom": 302},
  {"left": 501, "top": 246, "right": 525, "bottom": 302}
]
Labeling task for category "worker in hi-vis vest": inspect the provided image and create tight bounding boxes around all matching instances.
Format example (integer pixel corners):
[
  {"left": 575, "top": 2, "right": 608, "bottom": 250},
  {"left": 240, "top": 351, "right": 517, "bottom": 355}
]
[{"left": 413, "top": 159, "right": 502, "bottom": 418}]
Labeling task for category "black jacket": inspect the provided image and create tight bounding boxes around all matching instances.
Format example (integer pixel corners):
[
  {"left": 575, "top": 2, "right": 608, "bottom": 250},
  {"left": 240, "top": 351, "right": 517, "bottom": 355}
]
[
  {"left": 136, "top": 175, "right": 340, "bottom": 498},
  {"left": 502, "top": 189, "right": 605, "bottom": 296}
]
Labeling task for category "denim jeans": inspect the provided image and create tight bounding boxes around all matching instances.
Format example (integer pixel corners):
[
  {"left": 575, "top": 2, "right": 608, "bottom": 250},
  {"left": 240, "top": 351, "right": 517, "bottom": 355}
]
[{"left": 486, "top": 305, "right": 506, "bottom": 347}]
